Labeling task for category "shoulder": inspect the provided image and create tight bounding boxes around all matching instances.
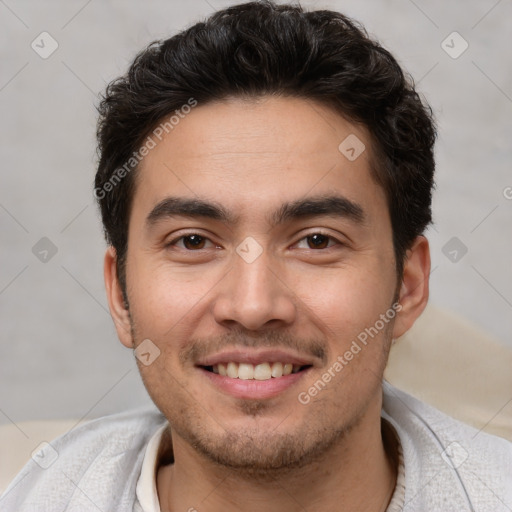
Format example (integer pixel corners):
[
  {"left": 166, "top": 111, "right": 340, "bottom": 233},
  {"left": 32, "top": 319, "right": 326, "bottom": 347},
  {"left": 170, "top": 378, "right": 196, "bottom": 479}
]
[
  {"left": 0, "top": 405, "right": 167, "bottom": 512},
  {"left": 382, "top": 382, "right": 512, "bottom": 511}
]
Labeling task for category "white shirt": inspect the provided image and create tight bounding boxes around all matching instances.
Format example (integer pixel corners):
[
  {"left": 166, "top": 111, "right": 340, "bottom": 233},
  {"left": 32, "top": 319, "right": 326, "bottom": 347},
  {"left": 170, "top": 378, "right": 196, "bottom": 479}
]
[
  {"left": 135, "top": 424, "right": 167, "bottom": 512},
  {"left": 2, "top": 382, "right": 511, "bottom": 511}
]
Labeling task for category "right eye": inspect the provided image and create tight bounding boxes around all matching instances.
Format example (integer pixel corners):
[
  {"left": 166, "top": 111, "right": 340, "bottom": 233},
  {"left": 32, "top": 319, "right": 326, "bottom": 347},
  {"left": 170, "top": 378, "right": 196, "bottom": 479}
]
[{"left": 166, "top": 233, "right": 218, "bottom": 251}]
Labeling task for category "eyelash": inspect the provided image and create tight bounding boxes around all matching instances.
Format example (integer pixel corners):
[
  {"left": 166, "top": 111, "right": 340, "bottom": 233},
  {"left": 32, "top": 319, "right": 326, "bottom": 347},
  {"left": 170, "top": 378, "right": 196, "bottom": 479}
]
[{"left": 166, "top": 232, "right": 343, "bottom": 251}]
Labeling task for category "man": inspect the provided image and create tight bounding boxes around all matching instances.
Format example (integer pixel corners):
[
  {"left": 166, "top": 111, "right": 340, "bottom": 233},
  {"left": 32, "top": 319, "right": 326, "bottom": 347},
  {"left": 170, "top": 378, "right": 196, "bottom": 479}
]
[{"left": 2, "top": 1, "right": 511, "bottom": 511}]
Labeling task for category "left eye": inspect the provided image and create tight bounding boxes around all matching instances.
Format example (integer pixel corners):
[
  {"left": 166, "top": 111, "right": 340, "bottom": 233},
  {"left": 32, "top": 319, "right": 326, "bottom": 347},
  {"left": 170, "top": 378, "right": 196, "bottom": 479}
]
[{"left": 295, "top": 233, "right": 340, "bottom": 250}]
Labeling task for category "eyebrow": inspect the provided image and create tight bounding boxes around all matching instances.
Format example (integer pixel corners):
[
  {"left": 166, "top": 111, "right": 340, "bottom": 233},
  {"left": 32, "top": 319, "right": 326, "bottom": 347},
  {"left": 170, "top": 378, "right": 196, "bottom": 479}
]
[{"left": 146, "top": 194, "right": 366, "bottom": 229}]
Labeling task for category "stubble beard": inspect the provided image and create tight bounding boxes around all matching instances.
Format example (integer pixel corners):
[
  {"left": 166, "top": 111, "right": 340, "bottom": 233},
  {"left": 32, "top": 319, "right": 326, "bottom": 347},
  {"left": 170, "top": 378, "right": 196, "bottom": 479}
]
[{"left": 127, "top": 301, "right": 396, "bottom": 481}]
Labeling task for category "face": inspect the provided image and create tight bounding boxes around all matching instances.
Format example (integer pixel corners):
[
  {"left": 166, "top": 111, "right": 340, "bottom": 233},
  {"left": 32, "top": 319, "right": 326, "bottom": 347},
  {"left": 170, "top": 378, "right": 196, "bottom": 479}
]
[{"left": 105, "top": 96, "right": 429, "bottom": 475}]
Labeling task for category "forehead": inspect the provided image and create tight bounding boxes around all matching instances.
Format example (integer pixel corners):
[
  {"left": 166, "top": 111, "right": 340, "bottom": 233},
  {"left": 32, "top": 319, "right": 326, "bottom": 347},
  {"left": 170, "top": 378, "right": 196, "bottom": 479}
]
[{"left": 131, "top": 96, "right": 387, "bottom": 228}]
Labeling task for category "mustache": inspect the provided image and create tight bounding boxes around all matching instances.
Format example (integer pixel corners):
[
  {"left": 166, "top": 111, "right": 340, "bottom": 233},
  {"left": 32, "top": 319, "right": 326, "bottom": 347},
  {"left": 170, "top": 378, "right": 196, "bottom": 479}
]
[{"left": 180, "top": 327, "right": 328, "bottom": 366}]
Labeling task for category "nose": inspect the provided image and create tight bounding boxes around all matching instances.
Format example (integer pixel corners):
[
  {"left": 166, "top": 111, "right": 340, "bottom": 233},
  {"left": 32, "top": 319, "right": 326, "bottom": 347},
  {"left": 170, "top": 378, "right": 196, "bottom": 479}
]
[{"left": 212, "top": 245, "right": 297, "bottom": 331}]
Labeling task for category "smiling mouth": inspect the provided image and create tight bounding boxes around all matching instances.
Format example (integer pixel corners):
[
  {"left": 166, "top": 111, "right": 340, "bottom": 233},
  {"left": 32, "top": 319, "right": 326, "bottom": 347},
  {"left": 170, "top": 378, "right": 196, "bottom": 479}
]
[{"left": 201, "top": 362, "right": 312, "bottom": 380}]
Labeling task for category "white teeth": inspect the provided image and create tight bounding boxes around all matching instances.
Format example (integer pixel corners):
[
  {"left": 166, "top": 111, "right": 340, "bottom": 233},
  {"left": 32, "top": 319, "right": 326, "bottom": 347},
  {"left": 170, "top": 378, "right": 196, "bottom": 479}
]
[
  {"left": 238, "top": 363, "right": 254, "bottom": 380},
  {"left": 254, "top": 363, "right": 272, "bottom": 380},
  {"left": 210, "top": 362, "right": 304, "bottom": 380},
  {"left": 227, "top": 362, "right": 238, "bottom": 378},
  {"left": 271, "top": 362, "right": 283, "bottom": 378}
]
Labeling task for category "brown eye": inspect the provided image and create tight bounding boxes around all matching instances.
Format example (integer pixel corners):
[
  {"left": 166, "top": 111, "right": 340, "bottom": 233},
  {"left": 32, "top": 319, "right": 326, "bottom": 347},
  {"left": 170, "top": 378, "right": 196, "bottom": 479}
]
[
  {"left": 182, "top": 235, "right": 206, "bottom": 250},
  {"left": 294, "top": 232, "right": 344, "bottom": 251},
  {"left": 168, "top": 234, "right": 216, "bottom": 250},
  {"left": 306, "top": 233, "right": 330, "bottom": 249}
]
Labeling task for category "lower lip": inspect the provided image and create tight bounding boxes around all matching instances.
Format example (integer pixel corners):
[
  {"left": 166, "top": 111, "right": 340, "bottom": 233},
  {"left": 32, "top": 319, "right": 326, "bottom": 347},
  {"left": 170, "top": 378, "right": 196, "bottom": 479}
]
[{"left": 199, "top": 367, "right": 311, "bottom": 400}]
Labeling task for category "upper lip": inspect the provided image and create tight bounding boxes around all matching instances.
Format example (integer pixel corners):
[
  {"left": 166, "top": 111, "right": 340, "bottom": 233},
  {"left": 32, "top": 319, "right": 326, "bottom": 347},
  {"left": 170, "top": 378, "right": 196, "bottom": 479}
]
[{"left": 196, "top": 348, "right": 319, "bottom": 367}]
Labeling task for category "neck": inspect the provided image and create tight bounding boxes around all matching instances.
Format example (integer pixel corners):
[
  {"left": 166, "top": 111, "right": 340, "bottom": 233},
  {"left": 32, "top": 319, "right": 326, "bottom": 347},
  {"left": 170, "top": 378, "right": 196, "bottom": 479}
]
[{"left": 156, "top": 399, "right": 397, "bottom": 512}]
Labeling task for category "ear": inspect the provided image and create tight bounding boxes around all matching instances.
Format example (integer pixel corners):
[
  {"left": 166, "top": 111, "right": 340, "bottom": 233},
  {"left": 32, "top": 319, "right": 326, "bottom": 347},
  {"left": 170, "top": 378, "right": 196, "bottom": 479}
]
[
  {"left": 104, "top": 246, "right": 133, "bottom": 348},
  {"left": 392, "top": 235, "right": 430, "bottom": 339}
]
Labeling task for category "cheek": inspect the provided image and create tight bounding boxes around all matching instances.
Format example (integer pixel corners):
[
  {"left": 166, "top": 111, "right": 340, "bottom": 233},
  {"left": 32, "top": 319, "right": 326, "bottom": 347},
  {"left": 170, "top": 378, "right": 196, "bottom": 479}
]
[
  {"left": 129, "top": 260, "right": 221, "bottom": 338},
  {"left": 291, "top": 260, "right": 396, "bottom": 339}
]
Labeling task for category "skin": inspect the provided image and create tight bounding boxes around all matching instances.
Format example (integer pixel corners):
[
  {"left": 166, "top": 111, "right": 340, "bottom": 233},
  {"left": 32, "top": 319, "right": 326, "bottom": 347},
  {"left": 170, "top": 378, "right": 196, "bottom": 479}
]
[{"left": 104, "top": 96, "right": 430, "bottom": 512}]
